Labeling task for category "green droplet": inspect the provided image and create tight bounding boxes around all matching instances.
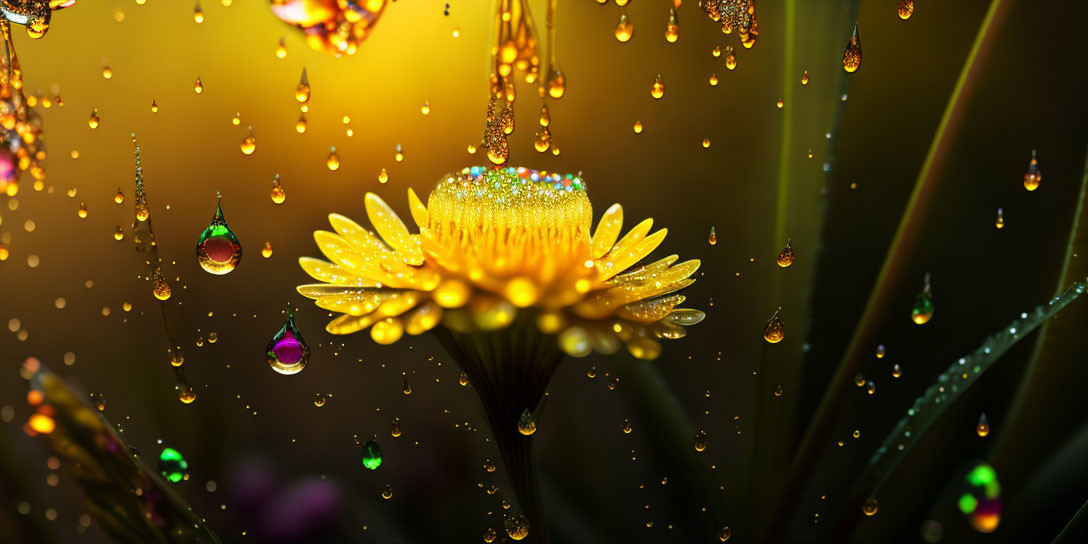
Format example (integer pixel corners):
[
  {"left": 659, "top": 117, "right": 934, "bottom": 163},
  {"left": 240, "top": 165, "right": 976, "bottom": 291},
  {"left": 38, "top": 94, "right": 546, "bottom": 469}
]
[
  {"left": 158, "top": 447, "right": 188, "bottom": 483},
  {"left": 911, "top": 292, "right": 934, "bottom": 324},
  {"left": 517, "top": 409, "right": 536, "bottom": 436},
  {"left": 196, "top": 195, "right": 242, "bottom": 275},
  {"left": 361, "top": 440, "right": 383, "bottom": 470}
]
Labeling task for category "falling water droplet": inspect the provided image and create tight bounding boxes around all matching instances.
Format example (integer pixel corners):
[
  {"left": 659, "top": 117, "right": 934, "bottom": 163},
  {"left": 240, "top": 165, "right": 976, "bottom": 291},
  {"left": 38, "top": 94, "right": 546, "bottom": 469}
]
[
  {"left": 194, "top": 77, "right": 203, "bottom": 94},
  {"left": 898, "top": 0, "right": 914, "bottom": 20},
  {"left": 862, "top": 498, "right": 879, "bottom": 516},
  {"left": 708, "top": 227, "right": 717, "bottom": 246},
  {"left": 327, "top": 147, "right": 340, "bottom": 171},
  {"left": 694, "top": 430, "right": 708, "bottom": 451},
  {"left": 390, "top": 418, "right": 402, "bottom": 437},
  {"left": 724, "top": 46, "right": 737, "bottom": 70},
  {"left": 842, "top": 23, "right": 862, "bottom": 73},
  {"left": 270, "top": 174, "right": 286, "bottom": 204},
  {"left": 774, "top": 385, "right": 784, "bottom": 397},
  {"left": 1023, "top": 149, "right": 1041, "bottom": 191},
  {"left": 295, "top": 68, "right": 311, "bottom": 103},
  {"left": 295, "top": 112, "right": 307, "bottom": 133},
  {"left": 763, "top": 308, "right": 785, "bottom": 343},
  {"left": 88, "top": 109, "right": 99, "bottom": 129},
  {"left": 102, "top": 63, "right": 113, "bottom": 80},
  {"left": 150, "top": 100, "right": 159, "bottom": 113},
  {"left": 517, "top": 409, "right": 537, "bottom": 436},
  {"left": 650, "top": 74, "right": 664, "bottom": 99},
  {"left": 159, "top": 447, "right": 189, "bottom": 482},
  {"left": 801, "top": 70, "right": 809, "bottom": 85},
  {"left": 77, "top": 202, "right": 88, "bottom": 218},
  {"left": 534, "top": 127, "right": 551, "bottom": 152},
  {"left": 505, "top": 514, "right": 530, "bottom": 540},
  {"left": 545, "top": 67, "right": 566, "bottom": 99},
  {"left": 664, "top": 7, "right": 679, "bottom": 43},
  {"left": 777, "top": 239, "right": 794, "bottom": 267},
  {"left": 275, "top": 37, "right": 287, "bottom": 59},
  {"left": 709, "top": 72, "right": 719, "bottom": 86},
  {"left": 866, "top": 381, "right": 876, "bottom": 395},
  {"left": 615, "top": 12, "right": 633, "bottom": 42},
  {"left": 911, "top": 273, "right": 934, "bottom": 325},
  {"left": 113, "top": 226, "right": 124, "bottom": 241},
  {"left": 484, "top": 528, "right": 497, "bottom": 542},
  {"left": 892, "top": 363, "right": 902, "bottom": 378},
  {"left": 196, "top": 195, "right": 242, "bottom": 274},
  {"left": 240, "top": 128, "right": 256, "bottom": 155},
  {"left": 265, "top": 303, "right": 310, "bottom": 375},
  {"left": 359, "top": 439, "right": 383, "bottom": 469},
  {"left": 634, "top": 120, "right": 643, "bottom": 133},
  {"left": 261, "top": 242, "right": 273, "bottom": 258},
  {"left": 393, "top": 144, "right": 404, "bottom": 162},
  {"left": 193, "top": 1, "right": 204, "bottom": 23},
  {"left": 114, "top": 187, "right": 125, "bottom": 204},
  {"left": 313, "top": 393, "right": 327, "bottom": 407},
  {"left": 995, "top": 208, "right": 1005, "bottom": 229},
  {"left": 976, "top": 413, "right": 990, "bottom": 437},
  {"left": 538, "top": 104, "right": 550, "bottom": 127},
  {"left": 421, "top": 100, "right": 431, "bottom": 115}
]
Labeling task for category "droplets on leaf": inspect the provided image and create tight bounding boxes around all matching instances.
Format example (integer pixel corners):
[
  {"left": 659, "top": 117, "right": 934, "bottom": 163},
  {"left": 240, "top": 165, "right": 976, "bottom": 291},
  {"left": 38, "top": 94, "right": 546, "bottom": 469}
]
[
  {"left": 842, "top": 23, "right": 862, "bottom": 73},
  {"left": 517, "top": 409, "right": 537, "bottom": 436},
  {"left": 266, "top": 303, "right": 310, "bottom": 375},
  {"left": 763, "top": 308, "right": 784, "bottom": 343},
  {"left": 196, "top": 194, "right": 242, "bottom": 275}
]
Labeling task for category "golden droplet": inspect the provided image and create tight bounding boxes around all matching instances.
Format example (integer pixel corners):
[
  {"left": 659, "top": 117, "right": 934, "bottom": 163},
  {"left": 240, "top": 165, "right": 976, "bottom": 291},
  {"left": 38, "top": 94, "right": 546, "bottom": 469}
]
[
  {"left": 718, "top": 526, "right": 732, "bottom": 541},
  {"left": 262, "top": 242, "right": 273, "bottom": 258},
  {"left": 88, "top": 109, "right": 99, "bottom": 129},
  {"left": 702, "top": 138, "right": 711, "bottom": 148},
  {"left": 539, "top": 104, "right": 550, "bottom": 127},
  {"left": 77, "top": 202, "right": 88, "bottom": 219},
  {"left": 504, "top": 514, "right": 530, "bottom": 540},
  {"left": 777, "top": 238, "right": 794, "bottom": 267},
  {"left": 708, "top": 227, "right": 717, "bottom": 245},
  {"left": 378, "top": 168, "right": 389, "bottom": 184},
  {"left": 995, "top": 208, "right": 1004, "bottom": 229},
  {"left": 776, "top": 97, "right": 784, "bottom": 109},
  {"left": 634, "top": 120, "right": 643, "bottom": 134},
  {"left": 102, "top": 64, "right": 113, "bottom": 80},
  {"left": 774, "top": 385, "right": 784, "bottom": 397},
  {"left": 876, "top": 344, "right": 886, "bottom": 358},
  {"left": 855, "top": 374, "right": 866, "bottom": 387},
  {"left": 1023, "top": 149, "right": 1041, "bottom": 191},
  {"left": 150, "top": 100, "right": 159, "bottom": 113},
  {"left": 113, "top": 226, "right": 124, "bottom": 241},
  {"left": 517, "top": 409, "right": 536, "bottom": 436},
  {"left": 326, "top": 147, "right": 340, "bottom": 171},
  {"left": 763, "top": 308, "right": 784, "bottom": 343},
  {"left": 843, "top": 23, "right": 862, "bottom": 73},
  {"left": 534, "top": 127, "right": 551, "bottom": 153},
  {"left": 313, "top": 393, "right": 327, "bottom": 407},
  {"left": 801, "top": 70, "right": 809, "bottom": 85},
  {"left": 394, "top": 144, "right": 404, "bottom": 162},
  {"left": 194, "top": 77, "right": 204, "bottom": 94},
  {"left": 193, "top": 1, "right": 204, "bottom": 23},
  {"left": 622, "top": 419, "right": 632, "bottom": 434},
  {"left": 892, "top": 363, "right": 902, "bottom": 378},
  {"left": 712, "top": 45, "right": 722, "bottom": 57},
  {"left": 240, "top": 128, "right": 256, "bottom": 155},
  {"left": 664, "top": 7, "right": 679, "bottom": 43},
  {"left": 976, "top": 413, "right": 990, "bottom": 437},
  {"left": 171, "top": 353, "right": 184, "bottom": 367},
  {"left": 275, "top": 36, "right": 287, "bottom": 59},
  {"left": 709, "top": 73, "right": 719, "bottom": 86},
  {"left": 178, "top": 386, "right": 197, "bottom": 404},
  {"left": 650, "top": 74, "right": 664, "bottom": 99},
  {"left": 380, "top": 484, "right": 393, "bottom": 500},
  {"left": 390, "top": 417, "right": 402, "bottom": 437},
  {"left": 231, "top": 112, "right": 240, "bottom": 126},
  {"left": 862, "top": 498, "right": 878, "bottom": 516},
  {"left": 614, "top": 12, "right": 633, "bottom": 42},
  {"left": 693, "top": 430, "right": 708, "bottom": 452},
  {"left": 114, "top": 187, "right": 125, "bottom": 204},
  {"left": 458, "top": 372, "right": 469, "bottom": 386},
  {"left": 897, "top": 0, "right": 914, "bottom": 20},
  {"left": 467, "top": 144, "right": 477, "bottom": 154},
  {"left": 866, "top": 381, "right": 876, "bottom": 395},
  {"left": 420, "top": 100, "right": 431, "bottom": 115},
  {"left": 295, "top": 68, "right": 310, "bottom": 103},
  {"left": 724, "top": 46, "right": 737, "bottom": 70},
  {"left": 295, "top": 112, "right": 307, "bottom": 134}
]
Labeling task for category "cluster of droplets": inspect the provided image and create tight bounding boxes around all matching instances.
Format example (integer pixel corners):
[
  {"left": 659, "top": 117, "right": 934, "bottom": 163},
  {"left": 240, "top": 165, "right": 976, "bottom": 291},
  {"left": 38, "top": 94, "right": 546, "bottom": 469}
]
[
  {"left": 0, "top": 21, "right": 47, "bottom": 197},
  {"left": 701, "top": 0, "right": 758, "bottom": 48}
]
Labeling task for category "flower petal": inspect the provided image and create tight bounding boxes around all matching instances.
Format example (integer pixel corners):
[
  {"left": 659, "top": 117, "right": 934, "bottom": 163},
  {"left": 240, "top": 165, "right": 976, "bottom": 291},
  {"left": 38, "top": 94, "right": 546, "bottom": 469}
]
[
  {"left": 590, "top": 203, "right": 623, "bottom": 259},
  {"left": 365, "top": 193, "right": 424, "bottom": 265},
  {"left": 407, "top": 187, "right": 429, "bottom": 230},
  {"left": 298, "top": 257, "right": 374, "bottom": 287}
]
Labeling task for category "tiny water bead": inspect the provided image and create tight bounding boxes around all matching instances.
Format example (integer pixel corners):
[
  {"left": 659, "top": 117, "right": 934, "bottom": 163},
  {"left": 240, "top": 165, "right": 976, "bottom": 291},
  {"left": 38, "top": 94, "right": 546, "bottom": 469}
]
[
  {"left": 77, "top": 202, "right": 88, "bottom": 218},
  {"left": 88, "top": 109, "right": 99, "bottom": 129},
  {"left": 862, "top": 498, "right": 878, "bottom": 516},
  {"left": 708, "top": 226, "right": 717, "bottom": 245},
  {"left": 898, "top": 0, "right": 914, "bottom": 20},
  {"left": 194, "top": 76, "right": 203, "bottom": 94},
  {"left": 709, "top": 73, "right": 719, "bottom": 86},
  {"left": 240, "top": 128, "right": 256, "bottom": 155},
  {"left": 866, "top": 381, "right": 876, "bottom": 395},
  {"left": 892, "top": 363, "right": 902, "bottom": 378},
  {"left": 158, "top": 447, "right": 188, "bottom": 483},
  {"left": 504, "top": 514, "right": 530, "bottom": 540},
  {"left": 296, "top": 112, "right": 307, "bottom": 133},
  {"left": 614, "top": 12, "right": 632, "bottom": 42},
  {"left": 196, "top": 195, "right": 242, "bottom": 275},
  {"left": 113, "top": 226, "right": 124, "bottom": 241},
  {"left": 801, "top": 70, "right": 809, "bottom": 85},
  {"left": 265, "top": 303, "right": 310, "bottom": 375},
  {"left": 1023, "top": 149, "right": 1041, "bottom": 191},
  {"left": 378, "top": 168, "right": 389, "bottom": 183},
  {"left": 622, "top": 419, "right": 632, "bottom": 434},
  {"left": 650, "top": 74, "right": 664, "bottom": 99},
  {"left": 777, "top": 238, "right": 794, "bottom": 267},
  {"left": 911, "top": 274, "right": 934, "bottom": 325},
  {"left": 270, "top": 174, "right": 286, "bottom": 204},
  {"left": 959, "top": 463, "right": 1001, "bottom": 533},
  {"left": 724, "top": 45, "right": 737, "bottom": 71},
  {"left": 633, "top": 120, "right": 643, "bottom": 133},
  {"left": 313, "top": 393, "right": 327, "bottom": 407},
  {"left": 421, "top": 100, "right": 431, "bottom": 114},
  {"left": 295, "top": 68, "right": 310, "bottom": 103},
  {"left": 764, "top": 308, "right": 785, "bottom": 343},
  {"left": 262, "top": 242, "right": 273, "bottom": 258},
  {"left": 361, "top": 440, "right": 383, "bottom": 469},
  {"left": 326, "top": 147, "right": 340, "bottom": 170},
  {"left": 995, "top": 208, "right": 1004, "bottom": 229},
  {"left": 394, "top": 143, "right": 404, "bottom": 162},
  {"left": 381, "top": 484, "right": 393, "bottom": 499},
  {"left": 114, "top": 187, "right": 125, "bottom": 204},
  {"left": 275, "top": 37, "right": 287, "bottom": 58},
  {"left": 976, "top": 413, "right": 990, "bottom": 437},
  {"left": 842, "top": 23, "right": 862, "bottom": 73},
  {"left": 390, "top": 418, "right": 401, "bottom": 437},
  {"left": 694, "top": 430, "right": 708, "bottom": 452},
  {"left": 517, "top": 409, "right": 536, "bottom": 436},
  {"left": 151, "top": 100, "right": 158, "bottom": 112},
  {"left": 718, "top": 526, "right": 732, "bottom": 541},
  {"left": 876, "top": 344, "right": 886, "bottom": 358}
]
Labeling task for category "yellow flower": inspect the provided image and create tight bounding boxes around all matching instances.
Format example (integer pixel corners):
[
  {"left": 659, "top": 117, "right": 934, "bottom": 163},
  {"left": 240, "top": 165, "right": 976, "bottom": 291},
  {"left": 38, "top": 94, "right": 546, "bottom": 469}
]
[{"left": 297, "top": 165, "right": 703, "bottom": 359}]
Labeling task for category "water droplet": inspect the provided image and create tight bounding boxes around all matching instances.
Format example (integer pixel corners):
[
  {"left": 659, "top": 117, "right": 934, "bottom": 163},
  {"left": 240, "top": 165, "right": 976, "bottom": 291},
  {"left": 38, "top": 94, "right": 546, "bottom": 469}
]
[
  {"left": 976, "top": 413, "right": 990, "bottom": 437},
  {"left": 517, "top": 409, "right": 537, "bottom": 436},
  {"left": 483, "top": 528, "right": 497, "bottom": 542},
  {"left": 265, "top": 303, "right": 310, "bottom": 375},
  {"left": 114, "top": 187, "right": 125, "bottom": 204},
  {"left": 708, "top": 226, "right": 717, "bottom": 246},
  {"left": 724, "top": 45, "right": 737, "bottom": 70},
  {"left": 194, "top": 76, "right": 203, "bottom": 94},
  {"left": 231, "top": 112, "right": 240, "bottom": 126},
  {"left": 862, "top": 498, "right": 878, "bottom": 516},
  {"left": 545, "top": 67, "right": 566, "bottom": 99},
  {"left": 709, "top": 72, "right": 719, "bottom": 86},
  {"left": 196, "top": 196, "right": 242, "bottom": 274},
  {"left": 634, "top": 120, "right": 643, "bottom": 133},
  {"left": 866, "top": 381, "right": 876, "bottom": 395},
  {"left": 911, "top": 274, "right": 934, "bottom": 325},
  {"left": 378, "top": 168, "right": 389, "bottom": 184},
  {"left": 88, "top": 109, "right": 99, "bottom": 129},
  {"left": 270, "top": 174, "right": 286, "bottom": 204},
  {"left": 650, "top": 74, "right": 664, "bottom": 99},
  {"left": 296, "top": 112, "right": 307, "bottom": 133},
  {"left": 327, "top": 147, "right": 340, "bottom": 171},
  {"left": 390, "top": 418, "right": 402, "bottom": 437},
  {"left": 240, "top": 128, "right": 256, "bottom": 155},
  {"left": 876, "top": 344, "right": 886, "bottom": 358},
  {"left": 801, "top": 70, "right": 809, "bottom": 85},
  {"left": 664, "top": 7, "right": 679, "bottom": 43},
  {"left": 295, "top": 68, "right": 310, "bottom": 103},
  {"left": 718, "top": 526, "right": 732, "bottom": 541},
  {"left": 534, "top": 127, "right": 551, "bottom": 152},
  {"left": 381, "top": 484, "right": 393, "bottom": 499},
  {"left": 152, "top": 267, "right": 172, "bottom": 300},
  {"left": 458, "top": 372, "right": 469, "bottom": 386},
  {"left": 484, "top": 459, "right": 497, "bottom": 472},
  {"left": 776, "top": 97, "right": 784, "bottom": 109},
  {"left": 763, "top": 308, "right": 784, "bottom": 343},
  {"left": 777, "top": 239, "right": 794, "bottom": 267},
  {"left": 892, "top": 363, "right": 902, "bottom": 378},
  {"left": 995, "top": 208, "right": 1004, "bottom": 229},
  {"left": 275, "top": 36, "right": 287, "bottom": 58},
  {"left": 694, "top": 430, "right": 708, "bottom": 451},
  {"left": 774, "top": 385, "right": 784, "bottom": 397},
  {"left": 622, "top": 419, "right": 632, "bottom": 434},
  {"left": 898, "top": 0, "right": 914, "bottom": 20},
  {"left": 262, "top": 241, "right": 273, "bottom": 258},
  {"left": 854, "top": 374, "right": 866, "bottom": 387},
  {"left": 843, "top": 23, "right": 862, "bottom": 73},
  {"left": 159, "top": 447, "right": 188, "bottom": 483},
  {"left": 504, "top": 514, "right": 530, "bottom": 540},
  {"left": 77, "top": 202, "right": 88, "bottom": 219},
  {"left": 1023, "top": 149, "right": 1041, "bottom": 191},
  {"left": 313, "top": 392, "right": 327, "bottom": 407},
  {"left": 150, "top": 100, "right": 159, "bottom": 113},
  {"left": 615, "top": 12, "right": 633, "bottom": 42},
  {"left": 193, "top": 1, "right": 204, "bottom": 23},
  {"left": 89, "top": 392, "right": 106, "bottom": 411},
  {"left": 401, "top": 375, "right": 412, "bottom": 395}
]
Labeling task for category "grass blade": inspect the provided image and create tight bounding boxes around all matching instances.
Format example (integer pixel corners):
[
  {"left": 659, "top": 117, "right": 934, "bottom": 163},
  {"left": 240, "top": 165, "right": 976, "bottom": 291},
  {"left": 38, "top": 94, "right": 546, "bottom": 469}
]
[{"left": 1052, "top": 497, "right": 1088, "bottom": 544}]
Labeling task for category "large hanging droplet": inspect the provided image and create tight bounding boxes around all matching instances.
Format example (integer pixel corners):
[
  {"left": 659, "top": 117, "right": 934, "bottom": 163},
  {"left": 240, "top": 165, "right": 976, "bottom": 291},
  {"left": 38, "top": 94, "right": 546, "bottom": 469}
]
[
  {"left": 1023, "top": 149, "right": 1041, "bottom": 191},
  {"left": 504, "top": 514, "right": 530, "bottom": 540},
  {"left": 724, "top": 45, "right": 737, "bottom": 70},
  {"left": 959, "top": 463, "right": 1002, "bottom": 533},
  {"left": 911, "top": 274, "right": 934, "bottom": 325},
  {"left": 545, "top": 67, "right": 566, "bottom": 99},
  {"left": 361, "top": 439, "right": 383, "bottom": 470},
  {"left": 976, "top": 413, "right": 990, "bottom": 437},
  {"left": 650, "top": 74, "right": 664, "bottom": 99},
  {"left": 240, "top": 127, "right": 256, "bottom": 155},
  {"left": 295, "top": 68, "right": 311, "bottom": 103},
  {"left": 777, "top": 239, "right": 794, "bottom": 267},
  {"left": 270, "top": 174, "right": 286, "bottom": 204},
  {"left": 664, "top": 7, "right": 679, "bottom": 43},
  {"left": 196, "top": 195, "right": 242, "bottom": 275},
  {"left": 898, "top": 0, "right": 914, "bottom": 20},
  {"left": 763, "top": 308, "right": 785, "bottom": 343},
  {"left": 158, "top": 447, "right": 189, "bottom": 483},
  {"left": 517, "top": 409, "right": 537, "bottom": 436},
  {"left": 265, "top": 303, "right": 310, "bottom": 375},
  {"left": 842, "top": 23, "right": 862, "bottom": 73},
  {"left": 615, "top": 12, "right": 633, "bottom": 42}
]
